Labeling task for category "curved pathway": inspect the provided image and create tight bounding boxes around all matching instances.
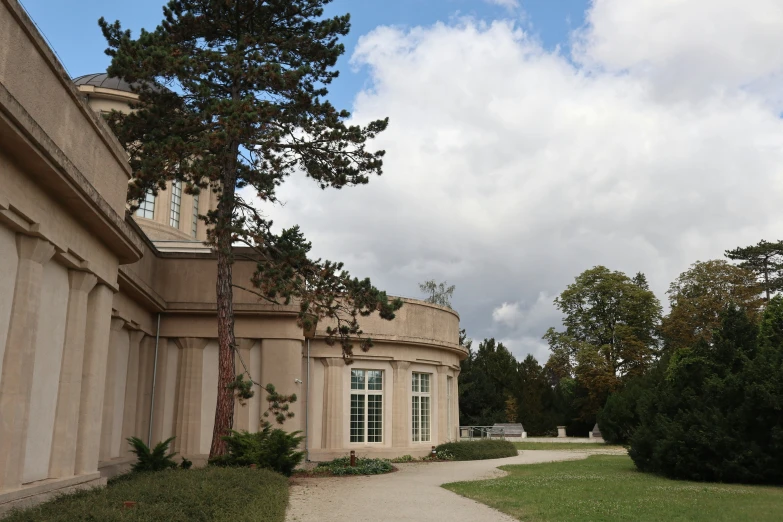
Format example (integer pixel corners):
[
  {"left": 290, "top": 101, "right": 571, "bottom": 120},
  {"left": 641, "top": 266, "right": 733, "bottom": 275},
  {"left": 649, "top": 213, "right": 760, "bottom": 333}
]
[{"left": 285, "top": 449, "right": 625, "bottom": 522}]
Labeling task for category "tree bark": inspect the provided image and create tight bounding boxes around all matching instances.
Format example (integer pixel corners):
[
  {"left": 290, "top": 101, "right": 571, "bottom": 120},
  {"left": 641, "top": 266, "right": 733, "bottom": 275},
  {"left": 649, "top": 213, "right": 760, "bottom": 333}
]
[{"left": 209, "top": 143, "right": 240, "bottom": 459}]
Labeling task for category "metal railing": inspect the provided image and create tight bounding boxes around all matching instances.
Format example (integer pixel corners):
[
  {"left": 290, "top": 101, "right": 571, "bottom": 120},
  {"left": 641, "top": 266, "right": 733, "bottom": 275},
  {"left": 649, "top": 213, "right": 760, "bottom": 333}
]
[{"left": 459, "top": 426, "right": 505, "bottom": 440}]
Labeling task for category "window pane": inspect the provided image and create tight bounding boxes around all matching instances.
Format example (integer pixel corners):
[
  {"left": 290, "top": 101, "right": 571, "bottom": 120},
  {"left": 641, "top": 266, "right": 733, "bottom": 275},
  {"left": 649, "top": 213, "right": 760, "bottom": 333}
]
[
  {"left": 191, "top": 193, "right": 199, "bottom": 238},
  {"left": 421, "top": 396, "right": 431, "bottom": 442},
  {"left": 350, "top": 394, "right": 365, "bottom": 443},
  {"left": 367, "top": 370, "right": 382, "bottom": 390},
  {"left": 368, "top": 394, "right": 383, "bottom": 443},
  {"left": 411, "top": 373, "right": 419, "bottom": 393},
  {"left": 411, "top": 396, "right": 419, "bottom": 442},
  {"left": 351, "top": 369, "right": 365, "bottom": 390},
  {"left": 169, "top": 181, "right": 182, "bottom": 228},
  {"left": 135, "top": 191, "right": 155, "bottom": 219},
  {"left": 420, "top": 373, "right": 430, "bottom": 394}
]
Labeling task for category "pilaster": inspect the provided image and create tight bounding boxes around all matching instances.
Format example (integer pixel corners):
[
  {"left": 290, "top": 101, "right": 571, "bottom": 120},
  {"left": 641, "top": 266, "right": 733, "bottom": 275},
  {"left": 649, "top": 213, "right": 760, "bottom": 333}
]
[
  {"left": 99, "top": 318, "right": 127, "bottom": 462},
  {"left": 173, "top": 338, "right": 208, "bottom": 455},
  {"left": 48, "top": 270, "right": 97, "bottom": 478},
  {"left": 390, "top": 361, "right": 411, "bottom": 448},
  {"left": 233, "top": 338, "right": 255, "bottom": 432},
  {"left": 436, "top": 366, "right": 449, "bottom": 444},
  {"left": 120, "top": 330, "right": 145, "bottom": 455},
  {"left": 0, "top": 235, "right": 56, "bottom": 491},
  {"left": 320, "top": 358, "right": 345, "bottom": 449},
  {"left": 74, "top": 283, "right": 115, "bottom": 475}
]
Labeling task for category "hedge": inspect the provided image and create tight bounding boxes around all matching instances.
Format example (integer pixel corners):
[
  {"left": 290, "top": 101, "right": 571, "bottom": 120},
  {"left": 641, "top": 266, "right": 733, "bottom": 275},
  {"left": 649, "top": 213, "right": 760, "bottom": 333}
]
[
  {"left": 5, "top": 466, "right": 288, "bottom": 522},
  {"left": 435, "top": 439, "right": 518, "bottom": 461}
]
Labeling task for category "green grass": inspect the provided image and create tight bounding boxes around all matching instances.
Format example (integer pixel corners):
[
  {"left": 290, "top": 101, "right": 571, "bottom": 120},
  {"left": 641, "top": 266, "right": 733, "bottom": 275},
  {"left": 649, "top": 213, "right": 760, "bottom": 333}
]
[
  {"left": 5, "top": 467, "right": 288, "bottom": 522},
  {"left": 513, "top": 442, "right": 624, "bottom": 451},
  {"left": 444, "top": 455, "right": 783, "bottom": 521},
  {"left": 436, "top": 440, "right": 518, "bottom": 460}
]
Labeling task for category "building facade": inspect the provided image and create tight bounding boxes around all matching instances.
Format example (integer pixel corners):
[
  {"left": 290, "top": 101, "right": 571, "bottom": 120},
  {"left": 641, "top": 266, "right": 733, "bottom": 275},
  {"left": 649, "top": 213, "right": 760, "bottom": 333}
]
[{"left": 0, "top": 0, "right": 464, "bottom": 513}]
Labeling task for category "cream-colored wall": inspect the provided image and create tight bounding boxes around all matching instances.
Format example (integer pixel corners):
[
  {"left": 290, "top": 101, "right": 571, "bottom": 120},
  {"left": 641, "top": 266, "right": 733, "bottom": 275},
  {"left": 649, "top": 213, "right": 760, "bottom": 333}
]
[
  {"left": 200, "top": 341, "right": 219, "bottom": 455},
  {"left": 23, "top": 261, "right": 69, "bottom": 483}
]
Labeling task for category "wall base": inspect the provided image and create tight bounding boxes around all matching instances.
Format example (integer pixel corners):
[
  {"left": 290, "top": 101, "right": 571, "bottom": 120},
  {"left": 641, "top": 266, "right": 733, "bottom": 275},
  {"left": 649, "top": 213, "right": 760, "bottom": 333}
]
[{"left": 0, "top": 473, "right": 105, "bottom": 517}]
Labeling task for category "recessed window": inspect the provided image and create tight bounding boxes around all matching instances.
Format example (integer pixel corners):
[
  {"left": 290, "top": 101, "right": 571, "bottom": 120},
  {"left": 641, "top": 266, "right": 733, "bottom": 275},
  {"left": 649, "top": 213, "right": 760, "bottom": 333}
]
[
  {"left": 412, "top": 372, "right": 431, "bottom": 442},
  {"left": 191, "top": 193, "right": 199, "bottom": 238},
  {"left": 135, "top": 191, "right": 155, "bottom": 219},
  {"left": 169, "top": 181, "right": 182, "bottom": 228},
  {"left": 350, "top": 369, "right": 383, "bottom": 443}
]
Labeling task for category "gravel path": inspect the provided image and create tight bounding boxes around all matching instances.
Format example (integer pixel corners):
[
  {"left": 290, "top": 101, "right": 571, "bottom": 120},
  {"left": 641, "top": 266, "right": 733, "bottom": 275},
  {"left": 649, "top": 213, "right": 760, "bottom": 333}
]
[{"left": 285, "top": 449, "right": 626, "bottom": 522}]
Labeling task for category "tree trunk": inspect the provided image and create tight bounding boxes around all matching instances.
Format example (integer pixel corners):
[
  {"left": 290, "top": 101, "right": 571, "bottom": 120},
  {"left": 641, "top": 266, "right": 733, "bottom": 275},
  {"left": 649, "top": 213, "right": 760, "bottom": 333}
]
[{"left": 209, "top": 145, "right": 240, "bottom": 459}]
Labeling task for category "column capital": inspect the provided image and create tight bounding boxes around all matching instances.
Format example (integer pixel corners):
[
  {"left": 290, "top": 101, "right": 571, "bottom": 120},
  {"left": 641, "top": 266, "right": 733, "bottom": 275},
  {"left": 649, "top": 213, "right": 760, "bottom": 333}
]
[
  {"left": 68, "top": 270, "right": 97, "bottom": 294},
  {"left": 436, "top": 365, "right": 450, "bottom": 374},
  {"left": 236, "top": 338, "right": 256, "bottom": 352},
  {"left": 175, "top": 337, "right": 209, "bottom": 351},
  {"left": 109, "top": 317, "right": 126, "bottom": 331},
  {"left": 16, "top": 234, "right": 55, "bottom": 264},
  {"left": 390, "top": 361, "right": 411, "bottom": 371},
  {"left": 321, "top": 357, "right": 345, "bottom": 368},
  {"left": 129, "top": 329, "right": 146, "bottom": 347}
]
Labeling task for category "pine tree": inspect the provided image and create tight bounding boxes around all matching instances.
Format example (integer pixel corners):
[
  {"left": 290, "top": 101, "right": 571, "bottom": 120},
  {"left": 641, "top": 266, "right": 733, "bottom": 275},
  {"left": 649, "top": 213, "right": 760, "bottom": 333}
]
[
  {"left": 99, "top": 0, "right": 400, "bottom": 457},
  {"left": 725, "top": 240, "right": 783, "bottom": 301}
]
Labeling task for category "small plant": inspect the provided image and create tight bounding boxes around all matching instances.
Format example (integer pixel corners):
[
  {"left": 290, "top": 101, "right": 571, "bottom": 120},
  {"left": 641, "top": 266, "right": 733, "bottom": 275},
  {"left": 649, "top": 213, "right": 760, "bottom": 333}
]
[
  {"left": 180, "top": 457, "right": 193, "bottom": 469},
  {"left": 390, "top": 454, "right": 414, "bottom": 463},
  {"left": 126, "top": 436, "right": 178, "bottom": 472},
  {"left": 209, "top": 424, "right": 304, "bottom": 476},
  {"left": 313, "top": 456, "right": 394, "bottom": 476},
  {"left": 434, "top": 440, "right": 517, "bottom": 461},
  {"left": 436, "top": 449, "right": 455, "bottom": 461}
]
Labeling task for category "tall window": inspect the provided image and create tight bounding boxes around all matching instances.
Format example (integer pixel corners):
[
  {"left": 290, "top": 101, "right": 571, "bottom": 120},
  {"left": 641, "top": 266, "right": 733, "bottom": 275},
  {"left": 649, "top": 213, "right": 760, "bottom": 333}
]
[
  {"left": 350, "top": 369, "right": 383, "bottom": 443},
  {"left": 412, "top": 372, "right": 431, "bottom": 442},
  {"left": 169, "top": 181, "right": 182, "bottom": 228},
  {"left": 191, "top": 193, "right": 200, "bottom": 238},
  {"left": 135, "top": 191, "right": 155, "bottom": 219}
]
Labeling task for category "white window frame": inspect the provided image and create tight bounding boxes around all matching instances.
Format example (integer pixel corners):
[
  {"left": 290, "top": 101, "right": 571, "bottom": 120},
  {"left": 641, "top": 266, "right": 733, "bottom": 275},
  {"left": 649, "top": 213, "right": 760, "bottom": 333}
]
[
  {"left": 135, "top": 191, "right": 155, "bottom": 219},
  {"left": 412, "top": 372, "right": 431, "bottom": 443},
  {"left": 191, "top": 193, "right": 200, "bottom": 238},
  {"left": 350, "top": 369, "right": 384, "bottom": 444},
  {"left": 169, "top": 181, "right": 182, "bottom": 229}
]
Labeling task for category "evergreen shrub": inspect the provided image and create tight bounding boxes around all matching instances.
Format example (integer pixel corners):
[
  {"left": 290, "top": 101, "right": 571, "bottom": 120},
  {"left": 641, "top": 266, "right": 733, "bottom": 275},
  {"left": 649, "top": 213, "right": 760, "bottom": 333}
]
[
  {"left": 434, "top": 439, "right": 517, "bottom": 461},
  {"left": 209, "top": 425, "right": 304, "bottom": 476}
]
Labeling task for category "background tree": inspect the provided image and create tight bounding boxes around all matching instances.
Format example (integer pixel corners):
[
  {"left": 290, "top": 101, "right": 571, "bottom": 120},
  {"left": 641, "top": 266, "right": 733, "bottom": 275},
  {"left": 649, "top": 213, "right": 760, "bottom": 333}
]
[
  {"left": 516, "top": 355, "right": 557, "bottom": 435},
  {"left": 725, "top": 239, "right": 783, "bottom": 301},
  {"left": 418, "top": 280, "right": 455, "bottom": 308},
  {"left": 544, "top": 266, "right": 662, "bottom": 422},
  {"left": 458, "top": 338, "right": 517, "bottom": 425},
  {"left": 661, "top": 260, "right": 762, "bottom": 352},
  {"left": 100, "top": 0, "right": 401, "bottom": 458}
]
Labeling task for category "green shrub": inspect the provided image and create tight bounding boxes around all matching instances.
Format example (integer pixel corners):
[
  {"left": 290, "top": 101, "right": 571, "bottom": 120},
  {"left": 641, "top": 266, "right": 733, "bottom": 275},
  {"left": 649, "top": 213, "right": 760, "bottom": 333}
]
[
  {"left": 630, "top": 304, "right": 783, "bottom": 484},
  {"left": 314, "top": 456, "right": 394, "bottom": 475},
  {"left": 434, "top": 440, "right": 517, "bottom": 461},
  {"left": 390, "top": 454, "right": 414, "bottom": 463},
  {"left": 127, "top": 436, "right": 179, "bottom": 472},
  {"left": 209, "top": 425, "right": 304, "bottom": 476},
  {"left": 4, "top": 466, "right": 288, "bottom": 522}
]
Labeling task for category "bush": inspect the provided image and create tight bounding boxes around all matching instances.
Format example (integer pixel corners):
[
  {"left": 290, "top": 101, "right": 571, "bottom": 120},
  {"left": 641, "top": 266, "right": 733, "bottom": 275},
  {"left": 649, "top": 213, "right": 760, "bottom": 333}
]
[
  {"left": 434, "top": 440, "right": 517, "bottom": 461},
  {"left": 209, "top": 426, "right": 304, "bottom": 476},
  {"left": 630, "top": 304, "right": 783, "bottom": 484},
  {"left": 4, "top": 466, "right": 288, "bottom": 522},
  {"left": 314, "top": 456, "right": 394, "bottom": 476},
  {"left": 127, "top": 436, "right": 179, "bottom": 472}
]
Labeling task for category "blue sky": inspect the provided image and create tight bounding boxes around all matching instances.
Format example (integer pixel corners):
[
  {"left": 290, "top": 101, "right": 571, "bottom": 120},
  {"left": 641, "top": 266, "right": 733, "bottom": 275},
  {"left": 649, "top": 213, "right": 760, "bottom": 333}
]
[{"left": 19, "top": 0, "right": 588, "bottom": 111}]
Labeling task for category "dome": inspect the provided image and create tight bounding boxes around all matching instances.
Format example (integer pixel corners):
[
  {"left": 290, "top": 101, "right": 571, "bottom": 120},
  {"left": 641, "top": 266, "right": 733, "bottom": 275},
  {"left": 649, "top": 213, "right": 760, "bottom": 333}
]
[{"left": 73, "top": 73, "right": 136, "bottom": 93}]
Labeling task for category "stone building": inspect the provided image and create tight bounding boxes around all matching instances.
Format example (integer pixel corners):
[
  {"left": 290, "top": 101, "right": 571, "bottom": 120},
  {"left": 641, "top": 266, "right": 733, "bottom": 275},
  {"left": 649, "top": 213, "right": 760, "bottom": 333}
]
[{"left": 0, "top": 0, "right": 464, "bottom": 512}]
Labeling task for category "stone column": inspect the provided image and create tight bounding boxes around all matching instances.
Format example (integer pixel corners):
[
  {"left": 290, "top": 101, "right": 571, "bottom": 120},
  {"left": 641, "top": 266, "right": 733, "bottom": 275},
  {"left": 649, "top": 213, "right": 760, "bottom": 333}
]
[
  {"left": 390, "top": 361, "right": 411, "bottom": 448},
  {"left": 452, "top": 370, "right": 460, "bottom": 440},
  {"left": 134, "top": 336, "right": 156, "bottom": 441},
  {"left": 99, "top": 318, "right": 127, "bottom": 462},
  {"left": 0, "top": 236, "right": 56, "bottom": 491},
  {"left": 120, "top": 330, "right": 145, "bottom": 455},
  {"left": 173, "top": 338, "right": 207, "bottom": 455},
  {"left": 149, "top": 339, "right": 171, "bottom": 445},
  {"left": 320, "top": 358, "right": 344, "bottom": 449},
  {"left": 233, "top": 339, "right": 255, "bottom": 432},
  {"left": 74, "top": 283, "right": 115, "bottom": 476},
  {"left": 48, "top": 270, "right": 97, "bottom": 478},
  {"left": 436, "top": 366, "right": 450, "bottom": 444}
]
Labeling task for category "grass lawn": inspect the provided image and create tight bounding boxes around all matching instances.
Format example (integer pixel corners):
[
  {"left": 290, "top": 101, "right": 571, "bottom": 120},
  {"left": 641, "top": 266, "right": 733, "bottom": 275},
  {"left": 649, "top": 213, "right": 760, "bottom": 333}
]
[
  {"left": 513, "top": 442, "right": 624, "bottom": 451},
  {"left": 443, "top": 455, "right": 783, "bottom": 522},
  {"left": 4, "top": 467, "right": 288, "bottom": 522}
]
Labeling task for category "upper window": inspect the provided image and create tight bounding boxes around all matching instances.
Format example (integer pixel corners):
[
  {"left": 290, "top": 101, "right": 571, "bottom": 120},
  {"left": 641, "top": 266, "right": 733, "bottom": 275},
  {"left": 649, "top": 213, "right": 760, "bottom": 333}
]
[
  {"left": 350, "top": 369, "right": 383, "bottom": 443},
  {"left": 412, "top": 372, "right": 431, "bottom": 442},
  {"left": 135, "top": 191, "right": 155, "bottom": 219},
  {"left": 191, "top": 193, "right": 200, "bottom": 238},
  {"left": 169, "top": 181, "right": 182, "bottom": 229}
]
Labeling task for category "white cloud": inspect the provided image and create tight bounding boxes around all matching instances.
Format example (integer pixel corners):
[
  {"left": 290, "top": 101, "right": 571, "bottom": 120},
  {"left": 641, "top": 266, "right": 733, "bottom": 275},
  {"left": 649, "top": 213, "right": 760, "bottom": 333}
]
[
  {"left": 483, "top": 0, "right": 520, "bottom": 11},
  {"left": 573, "top": 0, "right": 783, "bottom": 105},
  {"left": 260, "top": 6, "right": 783, "bottom": 362}
]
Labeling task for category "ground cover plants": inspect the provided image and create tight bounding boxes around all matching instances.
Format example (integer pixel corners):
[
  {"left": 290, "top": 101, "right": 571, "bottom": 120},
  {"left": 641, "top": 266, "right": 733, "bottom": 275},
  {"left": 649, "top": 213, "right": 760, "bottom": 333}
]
[
  {"left": 444, "top": 455, "right": 783, "bottom": 522},
  {"left": 4, "top": 467, "right": 288, "bottom": 522},
  {"left": 434, "top": 440, "right": 517, "bottom": 460},
  {"left": 296, "top": 457, "right": 395, "bottom": 477}
]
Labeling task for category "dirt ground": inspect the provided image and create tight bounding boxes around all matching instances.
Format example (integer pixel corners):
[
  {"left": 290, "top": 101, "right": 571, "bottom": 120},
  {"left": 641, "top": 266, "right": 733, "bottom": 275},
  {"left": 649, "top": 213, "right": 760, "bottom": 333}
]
[{"left": 285, "top": 449, "right": 626, "bottom": 521}]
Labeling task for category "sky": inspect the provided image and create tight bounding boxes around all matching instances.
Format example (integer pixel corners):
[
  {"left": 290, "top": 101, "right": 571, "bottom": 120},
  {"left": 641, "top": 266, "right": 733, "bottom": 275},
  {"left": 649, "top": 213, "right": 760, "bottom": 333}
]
[{"left": 19, "top": 0, "right": 783, "bottom": 363}]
